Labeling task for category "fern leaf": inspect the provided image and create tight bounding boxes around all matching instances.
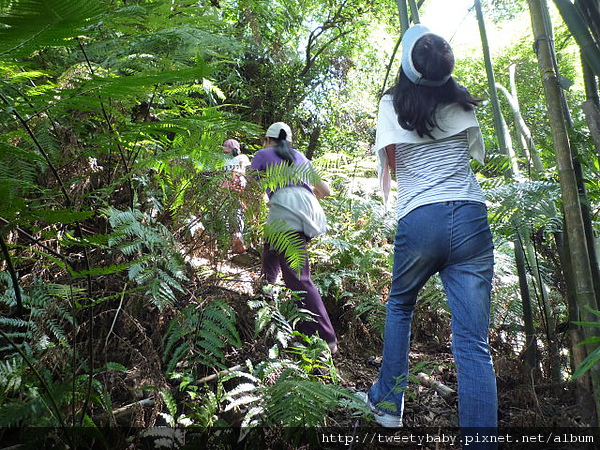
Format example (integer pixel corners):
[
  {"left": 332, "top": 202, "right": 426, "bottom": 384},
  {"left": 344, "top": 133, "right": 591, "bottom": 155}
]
[
  {"left": 261, "top": 378, "right": 346, "bottom": 427},
  {"left": 0, "top": 0, "right": 106, "bottom": 58},
  {"left": 202, "top": 301, "right": 242, "bottom": 347},
  {"left": 263, "top": 220, "right": 307, "bottom": 274},
  {"left": 164, "top": 342, "right": 191, "bottom": 373},
  {"left": 0, "top": 399, "right": 31, "bottom": 427},
  {"left": 261, "top": 163, "right": 322, "bottom": 193},
  {"left": 161, "top": 389, "right": 178, "bottom": 417},
  {"left": 0, "top": 356, "right": 25, "bottom": 395}
]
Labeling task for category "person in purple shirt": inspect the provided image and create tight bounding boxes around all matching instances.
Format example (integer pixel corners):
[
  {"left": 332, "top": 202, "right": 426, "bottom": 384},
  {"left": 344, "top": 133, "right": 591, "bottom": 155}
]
[{"left": 251, "top": 122, "right": 337, "bottom": 354}]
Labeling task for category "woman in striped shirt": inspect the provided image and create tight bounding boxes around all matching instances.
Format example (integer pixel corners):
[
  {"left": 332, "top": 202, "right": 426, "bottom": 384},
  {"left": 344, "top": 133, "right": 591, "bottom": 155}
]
[{"left": 360, "top": 24, "right": 497, "bottom": 444}]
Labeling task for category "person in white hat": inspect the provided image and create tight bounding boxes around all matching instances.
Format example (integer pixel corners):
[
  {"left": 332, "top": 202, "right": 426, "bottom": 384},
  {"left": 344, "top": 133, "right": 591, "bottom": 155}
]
[
  {"left": 250, "top": 122, "right": 337, "bottom": 354},
  {"left": 360, "top": 24, "right": 497, "bottom": 441}
]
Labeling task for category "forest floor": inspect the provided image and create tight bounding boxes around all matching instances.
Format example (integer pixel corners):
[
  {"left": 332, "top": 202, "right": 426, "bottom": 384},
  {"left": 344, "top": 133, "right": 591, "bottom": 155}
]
[
  {"left": 5, "top": 243, "right": 592, "bottom": 450},
  {"left": 208, "top": 250, "right": 588, "bottom": 433}
]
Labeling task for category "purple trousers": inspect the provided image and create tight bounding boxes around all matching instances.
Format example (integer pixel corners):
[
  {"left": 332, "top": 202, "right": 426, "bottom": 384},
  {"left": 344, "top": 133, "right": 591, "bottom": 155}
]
[{"left": 262, "top": 232, "right": 337, "bottom": 346}]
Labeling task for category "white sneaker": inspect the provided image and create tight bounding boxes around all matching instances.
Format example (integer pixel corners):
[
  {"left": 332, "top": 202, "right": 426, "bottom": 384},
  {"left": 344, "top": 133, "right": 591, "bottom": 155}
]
[{"left": 355, "top": 391, "right": 403, "bottom": 428}]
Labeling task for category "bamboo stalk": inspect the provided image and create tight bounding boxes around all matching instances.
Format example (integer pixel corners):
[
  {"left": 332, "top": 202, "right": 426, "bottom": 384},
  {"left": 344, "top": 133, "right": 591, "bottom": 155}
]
[
  {"left": 197, "top": 365, "right": 243, "bottom": 385},
  {"left": 529, "top": 0, "right": 600, "bottom": 424},
  {"left": 416, "top": 372, "right": 455, "bottom": 400}
]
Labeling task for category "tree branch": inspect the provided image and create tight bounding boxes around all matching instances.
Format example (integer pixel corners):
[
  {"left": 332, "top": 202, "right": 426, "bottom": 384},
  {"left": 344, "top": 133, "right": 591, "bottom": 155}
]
[{"left": 301, "top": 0, "right": 351, "bottom": 79}]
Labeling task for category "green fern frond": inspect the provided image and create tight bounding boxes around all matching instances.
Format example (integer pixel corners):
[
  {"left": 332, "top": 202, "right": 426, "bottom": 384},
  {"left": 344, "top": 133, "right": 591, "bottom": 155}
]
[
  {"left": 252, "top": 359, "right": 290, "bottom": 381},
  {"left": 261, "top": 377, "right": 346, "bottom": 427},
  {"left": 485, "top": 180, "right": 562, "bottom": 237},
  {"left": 482, "top": 153, "right": 512, "bottom": 177},
  {"left": 260, "top": 163, "right": 322, "bottom": 194},
  {"left": 418, "top": 275, "right": 447, "bottom": 309},
  {"left": 351, "top": 293, "right": 386, "bottom": 336},
  {"left": 263, "top": 219, "right": 307, "bottom": 274},
  {"left": 102, "top": 206, "right": 188, "bottom": 309},
  {"left": 56, "top": 66, "right": 212, "bottom": 111},
  {"left": 0, "top": 356, "right": 25, "bottom": 395},
  {"left": 198, "top": 331, "right": 225, "bottom": 360},
  {"left": 195, "top": 349, "right": 222, "bottom": 369},
  {"left": 162, "top": 300, "right": 241, "bottom": 373},
  {"left": 161, "top": 389, "right": 178, "bottom": 417},
  {"left": 0, "top": 277, "right": 74, "bottom": 358},
  {"left": 0, "top": 367, "right": 66, "bottom": 427},
  {"left": 0, "top": 0, "right": 106, "bottom": 58},
  {"left": 0, "top": 399, "right": 31, "bottom": 427},
  {"left": 194, "top": 300, "right": 241, "bottom": 368},
  {"left": 249, "top": 298, "right": 277, "bottom": 334},
  {"left": 190, "top": 388, "right": 221, "bottom": 427},
  {"left": 223, "top": 382, "right": 260, "bottom": 409},
  {"left": 0, "top": 316, "right": 28, "bottom": 328},
  {"left": 68, "top": 261, "right": 134, "bottom": 279},
  {"left": 202, "top": 301, "right": 241, "bottom": 347},
  {"left": 164, "top": 343, "right": 190, "bottom": 374},
  {"left": 30, "top": 209, "right": 94, "bottom": 225},
  {"left": 198, "top": 322, "right": 231, "bottom": 353},
  {"left": 162, "top": 309, "right": 197, "bottom": 361},
  {"left": 248, "top": 297, "right": 297, "bottom": 347},
  {"left": 44, "top": 318, "right": 67, "bottom": 343},
  {"left": 0, "top": 145, "right": 41, "bottom": 219}
]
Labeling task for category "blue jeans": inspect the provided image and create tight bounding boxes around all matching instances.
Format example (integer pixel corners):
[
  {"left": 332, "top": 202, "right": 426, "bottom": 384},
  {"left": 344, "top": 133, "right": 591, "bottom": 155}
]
[{"left": 369, "top": 201, "right": 497, "bottom": 436}]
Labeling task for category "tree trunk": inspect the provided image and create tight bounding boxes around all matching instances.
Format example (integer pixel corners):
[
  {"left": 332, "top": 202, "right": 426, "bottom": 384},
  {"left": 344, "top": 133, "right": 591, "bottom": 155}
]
[
  {"left": 305, "top": 126, "right": 321, "bottom": 161},
  {"left": 560, "top": 225, "right": 597, "bottom": 425},
  {"left": 508, "top": 66, "right": 545, "bottom": 175},
  {"left": 407, "top": 0, "right": 420, "bottom": 23},
  {"left": 498, "top": 72, "right": 563, "bottom": 379},
  {"left": 570, "top": 136, "right": 600, "bottom": 307},
  {"left": 582, "top": 60, "right": 600, "bottom": 108},
  {"left": 553, "top": 0, "right": 600, "bottom": 76},
  {"left": 514, "top": 236, "right": 539, "bottom": 370},
  {"left": 575, "top": 0, "right": 600, "bottom": 48},
  {"left": 475, "top": 0, "right": 540, "bottom": 373},
  {"left": 396, "top": 0, "right": 409, "bottom": 32},
  {"left": 529, "top": 0, "right": 600, "bottom": 424}
]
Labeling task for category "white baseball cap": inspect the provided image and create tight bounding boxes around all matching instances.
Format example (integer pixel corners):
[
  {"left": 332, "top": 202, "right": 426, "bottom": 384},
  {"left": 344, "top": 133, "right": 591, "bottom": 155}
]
[{"left": 265, "top": 122, "right": 292, "bottom": 142}]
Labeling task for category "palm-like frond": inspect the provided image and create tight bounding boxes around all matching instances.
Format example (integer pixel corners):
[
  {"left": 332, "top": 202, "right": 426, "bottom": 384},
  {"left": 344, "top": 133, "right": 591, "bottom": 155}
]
[
  {"left": 0, "top": 144, "right": 44, "bottom": 221},
  {"left": 162, "top": 300, "right": 241, "bottom": 373},
  {"left": 260, "top": 162, "right": 322, "bottom": 195},
  {"left": 0, "top": 274, "right": 76, "bottom": 357},
  {"left": 263, "top": 219, "right": 307, "bottom": 274},
  {"left": 261, "top": 376, "right": 346, "bottom": 427},
  {"left": 0, "top": 356, "right": 26, "bottom": 396},
  {"left": 0, "top": 0, "right": 106, "bottom": 58},
  {"left": 102, "top": 206, "right": 188, "bottom": 309},
  {"left": 485, "top": 180, "right": 562, "bottom": 238},
  {"left": 248, "top": 293, "right": 314, "bottom": 348}
]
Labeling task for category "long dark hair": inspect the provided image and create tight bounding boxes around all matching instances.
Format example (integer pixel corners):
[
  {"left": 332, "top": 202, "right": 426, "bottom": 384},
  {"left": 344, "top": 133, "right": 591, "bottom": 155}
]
[
  {"left": 272, "top": 128, "right": 295, "bottom": 163},
  {"left": 391, "top": 33, "right": 480, "bottom": 139}
]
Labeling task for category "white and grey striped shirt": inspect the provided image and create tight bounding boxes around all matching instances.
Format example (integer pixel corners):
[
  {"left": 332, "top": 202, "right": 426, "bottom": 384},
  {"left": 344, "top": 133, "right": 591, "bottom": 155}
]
[{"left": 394, "top": 130, "right": 485, "bottom": 220}]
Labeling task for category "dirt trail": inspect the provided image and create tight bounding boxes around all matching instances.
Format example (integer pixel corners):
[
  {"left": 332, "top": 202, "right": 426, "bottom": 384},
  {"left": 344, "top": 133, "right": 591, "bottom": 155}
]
[{"left": 217, "top": 252, "right": 585, "bottom": 430}]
